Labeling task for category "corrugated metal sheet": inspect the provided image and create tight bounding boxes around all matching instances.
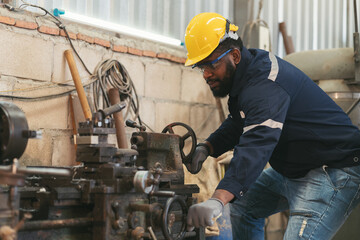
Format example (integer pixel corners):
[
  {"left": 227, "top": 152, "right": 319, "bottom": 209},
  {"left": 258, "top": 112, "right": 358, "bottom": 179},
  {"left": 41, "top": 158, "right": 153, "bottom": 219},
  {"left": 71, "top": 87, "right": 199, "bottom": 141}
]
[
  {"left": 13, "top": 0, "right": 232, "bottom": 43},
  {"left": 12, "top": 0, "right": 360, "bottom": 56},
  {"left": 251, "top": 0, "right": 357, "bottom": 56}
]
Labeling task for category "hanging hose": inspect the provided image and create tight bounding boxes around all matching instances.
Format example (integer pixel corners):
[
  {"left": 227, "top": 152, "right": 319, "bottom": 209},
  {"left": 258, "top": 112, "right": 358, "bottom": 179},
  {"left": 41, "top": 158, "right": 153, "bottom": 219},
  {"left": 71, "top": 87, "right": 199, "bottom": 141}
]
[{"left": 92, "top": 59, "right": 141, "bottom": 124}]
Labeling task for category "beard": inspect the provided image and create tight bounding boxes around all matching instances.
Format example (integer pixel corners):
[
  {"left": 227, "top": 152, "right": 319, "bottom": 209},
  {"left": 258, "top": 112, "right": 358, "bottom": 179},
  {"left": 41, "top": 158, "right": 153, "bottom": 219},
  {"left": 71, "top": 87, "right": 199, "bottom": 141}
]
[{"left": 210, "top": 61, "right": 236, "bottom": 98}]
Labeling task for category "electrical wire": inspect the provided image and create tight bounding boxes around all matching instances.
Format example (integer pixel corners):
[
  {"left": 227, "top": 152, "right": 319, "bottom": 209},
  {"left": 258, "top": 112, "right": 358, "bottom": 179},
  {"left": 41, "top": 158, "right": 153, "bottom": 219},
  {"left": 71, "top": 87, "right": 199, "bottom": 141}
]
[
  {"left": 0, "top": 78, "right": 95, "bottom": 101},
  {"left": 0, "top": 1, "right": 93, "bottom": 101}
]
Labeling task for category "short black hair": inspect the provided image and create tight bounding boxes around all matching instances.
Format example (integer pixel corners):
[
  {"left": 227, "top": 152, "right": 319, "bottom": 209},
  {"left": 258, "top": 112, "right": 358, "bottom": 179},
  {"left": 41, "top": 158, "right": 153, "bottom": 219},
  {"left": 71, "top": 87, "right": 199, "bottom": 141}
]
[{"left": 214, "top": 37, "right": 243, "bottom": 54}]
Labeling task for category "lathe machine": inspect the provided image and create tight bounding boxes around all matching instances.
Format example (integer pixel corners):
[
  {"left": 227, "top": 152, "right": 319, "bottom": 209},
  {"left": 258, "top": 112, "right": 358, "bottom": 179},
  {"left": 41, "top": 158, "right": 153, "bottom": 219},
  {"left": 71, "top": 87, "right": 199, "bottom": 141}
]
[{"left": 0, "top": 101, "right": 205, "bottom": 240}]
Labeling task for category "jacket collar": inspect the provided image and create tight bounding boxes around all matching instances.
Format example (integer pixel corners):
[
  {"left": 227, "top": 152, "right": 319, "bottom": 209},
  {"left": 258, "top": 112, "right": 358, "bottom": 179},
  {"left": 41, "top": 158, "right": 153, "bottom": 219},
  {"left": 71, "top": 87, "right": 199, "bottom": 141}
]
[{"left": 229, "top": 47, "right": 253, "bottom": 97}]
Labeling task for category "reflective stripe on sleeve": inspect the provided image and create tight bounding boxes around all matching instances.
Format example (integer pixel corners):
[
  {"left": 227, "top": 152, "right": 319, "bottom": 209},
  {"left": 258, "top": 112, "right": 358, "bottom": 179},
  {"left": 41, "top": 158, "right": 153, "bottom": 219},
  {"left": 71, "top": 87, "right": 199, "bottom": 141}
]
[
  {"left": 243, "top": 119, "right": 283, "bottom": 133},
  {"left": 268, "top": 53, "right": 279, "bottom": 81}
]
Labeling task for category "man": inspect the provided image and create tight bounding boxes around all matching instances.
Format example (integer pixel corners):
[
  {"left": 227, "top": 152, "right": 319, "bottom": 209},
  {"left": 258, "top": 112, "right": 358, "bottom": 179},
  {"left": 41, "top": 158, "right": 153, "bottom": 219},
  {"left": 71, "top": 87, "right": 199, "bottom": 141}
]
[{"left": 184, "top": 12, "right": 360, "bottom": 239}]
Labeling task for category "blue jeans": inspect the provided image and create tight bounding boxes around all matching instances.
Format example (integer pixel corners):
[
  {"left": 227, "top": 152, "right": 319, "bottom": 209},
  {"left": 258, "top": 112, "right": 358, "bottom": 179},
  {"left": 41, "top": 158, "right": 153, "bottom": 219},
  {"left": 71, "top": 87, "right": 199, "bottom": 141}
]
[{"left": 230, "top": 165, "right": 360, "bottom": 239}]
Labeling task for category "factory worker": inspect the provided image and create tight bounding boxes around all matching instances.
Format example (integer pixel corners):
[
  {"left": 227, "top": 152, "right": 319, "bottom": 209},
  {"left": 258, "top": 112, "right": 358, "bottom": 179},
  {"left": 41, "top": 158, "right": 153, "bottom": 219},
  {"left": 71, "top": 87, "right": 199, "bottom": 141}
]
[{"left": 184, "top": 12, "right": 360, "bottom": 239}]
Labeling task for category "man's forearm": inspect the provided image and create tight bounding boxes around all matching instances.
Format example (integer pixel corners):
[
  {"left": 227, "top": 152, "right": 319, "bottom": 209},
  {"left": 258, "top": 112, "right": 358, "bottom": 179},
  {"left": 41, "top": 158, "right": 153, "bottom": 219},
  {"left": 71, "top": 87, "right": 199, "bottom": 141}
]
[{"left": 211, "top": 189, "right": 234, "bottom": 205}]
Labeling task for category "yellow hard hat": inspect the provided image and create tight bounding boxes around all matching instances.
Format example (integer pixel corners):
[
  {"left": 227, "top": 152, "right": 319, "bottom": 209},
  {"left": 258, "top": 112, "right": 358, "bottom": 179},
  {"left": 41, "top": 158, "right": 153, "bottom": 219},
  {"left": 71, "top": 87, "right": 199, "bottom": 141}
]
[{"left": 184, "top": 12, "right": 239, "bottom": 66}]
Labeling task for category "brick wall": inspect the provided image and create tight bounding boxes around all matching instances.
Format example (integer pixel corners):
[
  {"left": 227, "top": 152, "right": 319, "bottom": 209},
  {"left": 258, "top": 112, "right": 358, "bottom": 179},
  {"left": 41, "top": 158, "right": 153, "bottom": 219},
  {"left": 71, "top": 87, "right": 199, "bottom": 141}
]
[{"left": 0, "top": 7, "right": 224, "bottom": 167}]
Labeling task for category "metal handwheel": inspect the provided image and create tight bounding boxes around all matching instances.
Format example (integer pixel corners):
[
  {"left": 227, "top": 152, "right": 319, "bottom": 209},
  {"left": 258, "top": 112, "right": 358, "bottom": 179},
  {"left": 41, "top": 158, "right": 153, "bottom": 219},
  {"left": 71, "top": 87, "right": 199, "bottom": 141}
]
[
  {"left": 161, "top": 122, "right": 197, "bottom": 164},
  {"left": 161, "top": 196, "right": 187, "bottom": 240}
]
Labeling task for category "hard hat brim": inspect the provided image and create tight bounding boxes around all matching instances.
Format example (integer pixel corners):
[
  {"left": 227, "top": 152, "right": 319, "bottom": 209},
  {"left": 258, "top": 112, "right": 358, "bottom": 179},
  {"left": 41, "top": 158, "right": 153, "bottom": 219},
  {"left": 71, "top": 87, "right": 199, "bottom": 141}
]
[{"left": 184, "top": 51, "right": 213, "bottom": 66}]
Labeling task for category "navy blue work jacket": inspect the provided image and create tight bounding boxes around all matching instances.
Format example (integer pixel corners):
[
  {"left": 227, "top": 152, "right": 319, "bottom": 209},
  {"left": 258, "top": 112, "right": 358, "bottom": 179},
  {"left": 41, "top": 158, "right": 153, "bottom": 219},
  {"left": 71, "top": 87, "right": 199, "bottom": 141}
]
[{"left": 207, "top": 47, "right": 360, "bottom": 200}]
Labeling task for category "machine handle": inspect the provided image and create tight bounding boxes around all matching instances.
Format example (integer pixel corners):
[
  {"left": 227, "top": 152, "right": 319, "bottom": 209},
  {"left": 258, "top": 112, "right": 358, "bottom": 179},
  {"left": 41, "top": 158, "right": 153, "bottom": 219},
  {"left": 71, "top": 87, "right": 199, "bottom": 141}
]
[
  {"left": 64, "top": 49, "right": 92, "bottom": 121},
  {"left": 126, "top": 119, "right": 146, "bottom": 131},
  {"left": 100, "top": 103, "right": 126, "bottom": 117}
]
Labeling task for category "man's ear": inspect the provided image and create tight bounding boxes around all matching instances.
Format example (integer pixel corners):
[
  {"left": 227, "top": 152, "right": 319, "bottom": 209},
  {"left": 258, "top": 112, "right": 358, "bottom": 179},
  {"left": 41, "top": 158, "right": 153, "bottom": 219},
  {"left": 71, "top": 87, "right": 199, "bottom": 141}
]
[{"left": 232, "top": 48, "right": 241, "bottom": 65}]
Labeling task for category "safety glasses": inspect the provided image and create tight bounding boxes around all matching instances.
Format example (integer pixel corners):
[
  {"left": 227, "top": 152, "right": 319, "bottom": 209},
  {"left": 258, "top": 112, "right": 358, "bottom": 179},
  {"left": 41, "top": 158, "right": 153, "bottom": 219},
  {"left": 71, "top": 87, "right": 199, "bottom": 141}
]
[{"left": 192, "top": 49, "right": 232, "bottom": 73}]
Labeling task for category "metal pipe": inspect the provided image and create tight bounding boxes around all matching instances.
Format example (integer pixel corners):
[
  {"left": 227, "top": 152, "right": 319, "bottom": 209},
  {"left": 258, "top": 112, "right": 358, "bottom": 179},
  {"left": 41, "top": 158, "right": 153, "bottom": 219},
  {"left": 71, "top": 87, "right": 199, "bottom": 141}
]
[
  {"left": 279, "top": 22, "right": 295, "bottom": 55},
  {"left": 109, "top": 88, "right": 129, "bottom": 149},
  {"left": 283, "top": 48, "right": 355, "bottom": 81},
  {"left": 355, "top": 0, "right": 359, "bottom": 33},
  {"left": 19, "top": 218, "right": 93, "bottom": 231},
  {"left": 0, "top": 166, "right": 70, "bottom": 177},
  {"left": 150, "top": 191, "right": 176, "bottom": 198},
  {"left": 346, "top": 97, "right": 360, "bottom": 114}
]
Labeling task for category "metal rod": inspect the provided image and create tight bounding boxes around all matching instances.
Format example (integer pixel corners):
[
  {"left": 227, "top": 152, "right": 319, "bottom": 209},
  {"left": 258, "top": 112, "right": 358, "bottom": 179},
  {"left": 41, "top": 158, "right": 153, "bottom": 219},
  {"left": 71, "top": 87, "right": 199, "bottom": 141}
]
[
  {"left": 0, "top": 166, "right": 70, "bottom": 177},
  {"left": 148, "top": 226, "right": 158, "bottom": 240},
  {"left": 355, "top": 0, "right": 359, "bottom": 33},
  {"left": 150, "top": 191, "right": 176, "bottom": 198},
  {"left": 19, "top": 218, "right": 93, "bottom": 231},
  {"left": 109, "top": 88, "right": 128, "bottom": 149},
  {"left": 346, "top": 97, "right": 360, "bottom": 114}
]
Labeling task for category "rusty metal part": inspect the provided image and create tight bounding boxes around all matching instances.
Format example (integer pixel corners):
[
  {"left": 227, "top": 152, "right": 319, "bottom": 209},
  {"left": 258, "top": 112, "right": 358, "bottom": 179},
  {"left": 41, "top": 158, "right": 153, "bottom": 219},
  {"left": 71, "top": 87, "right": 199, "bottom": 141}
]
[
  {"left": 0, "top": 171, "right": 25, "bottom": 186},
  {"left": 126, "top": 119, "right": 146, "bottom": 131},
  {"left": 161, "top": 122, "right": 197, "bottom": 164},
  {"left": 150, "top": 191, "right": 176, "bottom": 198},
  {"left": 279, "top": 22, "right": 295, "bottom": 55},
  {"left": 0, "top": 166, "right": 70, "bottom": 177},
  {"left": 130, "top": 226, "right": 145, "bottom": 240},
  {"left": 64, "top": 49, "right": 92, "bottom": 120},
  {"left": 15, "top": 115, "right": 202, "bottom": 239},
  {"left": 0, "top": 102, "right": 29, "bottom": 164},
  {"left": 109, "top": 88, "right": 128, "bottom": 148},
  {"left": 99, "top": 103, "right": 126, "bottom": 118},
  {"left": 14, "top": 213, "right": 32, "bottom": 231},
  {"left": 19, "top": 217, "right": 93, "bottom": 231}
]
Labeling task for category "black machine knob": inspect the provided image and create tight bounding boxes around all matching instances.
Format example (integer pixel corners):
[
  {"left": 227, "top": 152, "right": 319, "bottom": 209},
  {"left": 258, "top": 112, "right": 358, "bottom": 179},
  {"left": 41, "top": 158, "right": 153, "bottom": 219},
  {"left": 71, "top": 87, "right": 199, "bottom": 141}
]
[{"left": 126, "top": 119, "right": 146, "bottom": 131}]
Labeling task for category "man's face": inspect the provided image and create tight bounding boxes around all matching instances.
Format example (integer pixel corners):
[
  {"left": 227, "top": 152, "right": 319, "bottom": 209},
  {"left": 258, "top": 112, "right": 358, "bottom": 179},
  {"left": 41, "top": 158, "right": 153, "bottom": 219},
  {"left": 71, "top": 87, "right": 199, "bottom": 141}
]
[{"left": 195, "top": 49, "right": 239, "bottom": 98}]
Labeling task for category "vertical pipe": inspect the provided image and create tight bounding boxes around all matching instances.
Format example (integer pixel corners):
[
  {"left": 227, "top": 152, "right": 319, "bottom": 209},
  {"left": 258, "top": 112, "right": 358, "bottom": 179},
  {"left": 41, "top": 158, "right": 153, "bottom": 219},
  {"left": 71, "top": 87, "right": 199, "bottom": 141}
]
[
  {"left": 353, "top": 0, "right": 360, "bottom": 83},
  {"left": 313, "top": 0, "right": 318, "bottom": 50},
  {"left": 68, "top": 94, "right": 77, "bottom": 151},
  {"left": 146, "top": 0, "right": 153, "bottom": 32},
  {"left": 320, "top": 0, "right": 326, "bottom": 49},
  {"left": 354, "top": 0, "right": 359, "bottom": 32},
  {"left": 180, "top": 0, "right": 186, "bottom": 41},
  {"left": 303, "top": 0, "right": 310, "bottom": 50},
  {"left": 334, "top": 0, "right": 341, "bottom": 48},
  {"left": 163, "top": 0, "right": 170, "bottom": 36},
  {"left": 329, "top": 0, "right": 334, "bottom": 48},
  {"left": 108, "top": 88, "right": 128, "bottom": 149}
]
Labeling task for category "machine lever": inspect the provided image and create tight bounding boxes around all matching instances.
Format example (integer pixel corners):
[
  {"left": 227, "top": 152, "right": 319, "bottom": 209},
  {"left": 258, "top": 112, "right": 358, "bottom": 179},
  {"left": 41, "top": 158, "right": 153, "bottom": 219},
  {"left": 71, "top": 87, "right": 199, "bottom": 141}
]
[
  {"left": 126, "top": 119, "right": 146, "bottom": 131},
  {"left": 100, "top": 103, "right": 126, "bottom": 117}
]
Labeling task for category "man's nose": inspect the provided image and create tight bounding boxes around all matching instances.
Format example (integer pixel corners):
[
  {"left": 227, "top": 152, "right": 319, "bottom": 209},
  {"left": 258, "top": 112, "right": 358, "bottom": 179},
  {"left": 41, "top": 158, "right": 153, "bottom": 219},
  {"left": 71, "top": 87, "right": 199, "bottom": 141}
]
[{"left": 203, "top": 69, "right": 213, "bottom": 80}]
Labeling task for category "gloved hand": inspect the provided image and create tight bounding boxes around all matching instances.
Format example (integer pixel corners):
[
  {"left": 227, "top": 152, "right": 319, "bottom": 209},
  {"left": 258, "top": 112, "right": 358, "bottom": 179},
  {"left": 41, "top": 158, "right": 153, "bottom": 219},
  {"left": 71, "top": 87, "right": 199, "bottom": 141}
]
[
  {"left": 187, "top": 198, "right": 224, "bottom": 231},
  {"left": 185, "top": 144, "right": 209, "bottom": 174}
]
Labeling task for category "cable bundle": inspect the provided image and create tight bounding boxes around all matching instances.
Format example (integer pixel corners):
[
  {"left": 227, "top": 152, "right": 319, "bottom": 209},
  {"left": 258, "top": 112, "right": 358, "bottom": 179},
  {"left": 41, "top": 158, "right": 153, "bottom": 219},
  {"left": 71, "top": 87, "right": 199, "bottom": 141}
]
[{"left": 93, "top": 59, "right": 140, "bottom": 123}]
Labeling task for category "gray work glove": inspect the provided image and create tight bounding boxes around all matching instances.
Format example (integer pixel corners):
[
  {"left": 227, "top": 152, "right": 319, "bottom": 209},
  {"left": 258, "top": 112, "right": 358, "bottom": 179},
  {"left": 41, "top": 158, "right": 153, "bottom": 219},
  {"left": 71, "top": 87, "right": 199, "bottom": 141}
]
[
  {"left": 187, "top": 198, "right": 224, "bottom": 231},
  {"left": 185, "top": 144, "right": 209, "bottom": 174}
]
